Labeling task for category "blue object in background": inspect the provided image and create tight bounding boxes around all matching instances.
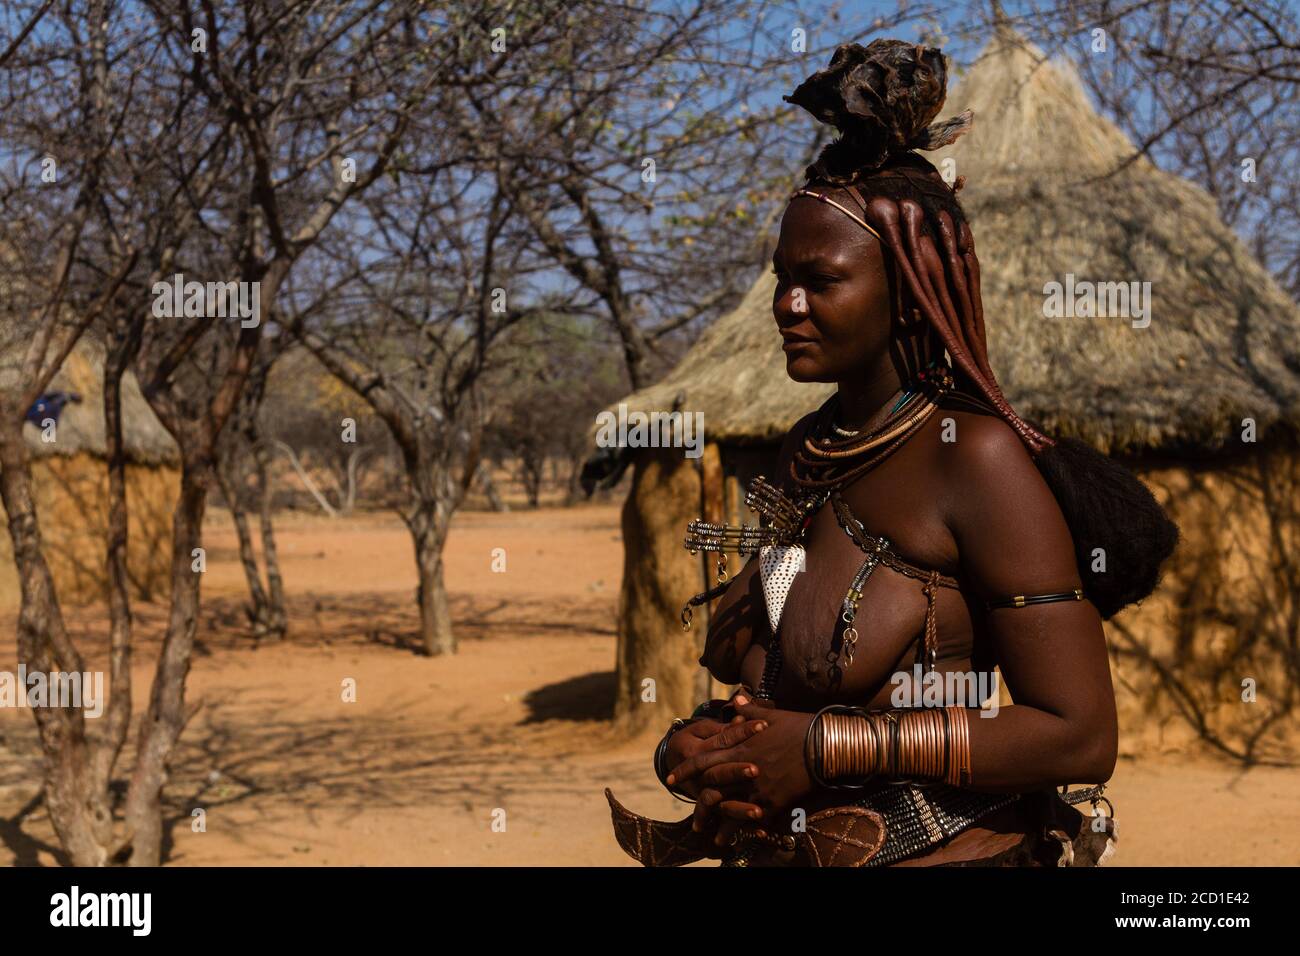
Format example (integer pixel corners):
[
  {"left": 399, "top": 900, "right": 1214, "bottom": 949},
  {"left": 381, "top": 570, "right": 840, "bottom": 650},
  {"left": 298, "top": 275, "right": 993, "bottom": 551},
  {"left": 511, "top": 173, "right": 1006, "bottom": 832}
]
[{"left": 25, "top": 391, "right": 82, "bottom": 427}]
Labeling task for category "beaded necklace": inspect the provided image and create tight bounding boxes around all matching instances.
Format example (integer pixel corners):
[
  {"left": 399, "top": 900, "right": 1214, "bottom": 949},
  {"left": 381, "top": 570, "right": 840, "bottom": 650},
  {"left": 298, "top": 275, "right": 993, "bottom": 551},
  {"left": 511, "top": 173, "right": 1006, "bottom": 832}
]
[{"left": 791, "top": 360, "right": 953, "bottom": 493}]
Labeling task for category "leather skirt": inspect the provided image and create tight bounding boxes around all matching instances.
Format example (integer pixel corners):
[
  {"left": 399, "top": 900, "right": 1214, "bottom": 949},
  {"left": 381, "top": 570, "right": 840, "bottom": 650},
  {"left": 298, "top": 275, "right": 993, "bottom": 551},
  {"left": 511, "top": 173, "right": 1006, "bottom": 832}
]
[{"left": 606, "top": 784, "right": 1116, "bottom": 868}]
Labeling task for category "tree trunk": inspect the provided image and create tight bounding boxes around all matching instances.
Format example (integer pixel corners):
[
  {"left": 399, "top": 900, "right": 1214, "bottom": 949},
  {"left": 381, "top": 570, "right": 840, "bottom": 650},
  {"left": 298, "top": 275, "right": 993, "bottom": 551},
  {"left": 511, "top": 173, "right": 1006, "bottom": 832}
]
[
  {"left": 525, "top": 457, "right": 542, "bottom": 508},
  {"left": 612, "top": 449, "right": 705, "bottom": 737},
  {"left": 406, "top": 497, "right": 454, "bottom": 656},
  {"left": 255, "top": 441, "right": 287, "bottom": 640},
  {"left": 123, "top": 454, "right": 210, "bottom": 865},
  {"left": 216, "top": 461, "right": 272, "bottom": 635},
  {"left": 0, "top": 418, "right": 112, "bottom": 864},
  {"left": 91, "top": 333, "right": 134, "bottom": 834},
  {"left": 564, "top": 455, "right": 584, "bottom": 505},
  {"left": 216, "top": 440, "right": 287, "bottom": 642},
  {"left": 478, "top": 461, "right": 509, "bottom": 513}
]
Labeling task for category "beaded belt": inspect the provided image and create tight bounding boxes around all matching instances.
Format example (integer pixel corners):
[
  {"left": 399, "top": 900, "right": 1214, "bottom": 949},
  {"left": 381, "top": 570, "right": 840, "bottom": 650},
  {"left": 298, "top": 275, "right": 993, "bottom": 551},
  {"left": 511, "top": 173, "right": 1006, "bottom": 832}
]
[{"left": 854, "top": 781, "right": 1020, "bottom": 866}]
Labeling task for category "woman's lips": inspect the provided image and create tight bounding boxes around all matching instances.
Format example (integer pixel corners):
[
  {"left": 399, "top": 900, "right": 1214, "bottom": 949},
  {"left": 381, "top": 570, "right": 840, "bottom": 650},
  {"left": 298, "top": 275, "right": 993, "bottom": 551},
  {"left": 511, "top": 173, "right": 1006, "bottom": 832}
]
[{"left": 780, "top": 334, "right": 816, "bottom": 351}]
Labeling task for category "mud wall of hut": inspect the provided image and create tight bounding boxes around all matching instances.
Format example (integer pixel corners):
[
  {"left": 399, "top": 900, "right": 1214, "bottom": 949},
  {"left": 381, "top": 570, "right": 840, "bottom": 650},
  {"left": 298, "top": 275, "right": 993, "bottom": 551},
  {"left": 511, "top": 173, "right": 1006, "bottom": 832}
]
[
  {"left": 1114, "top": 440, "right": 1300, "bottom": 762},
  {"left": 0, "top": 455, "right": 179, "bottom": 609}
]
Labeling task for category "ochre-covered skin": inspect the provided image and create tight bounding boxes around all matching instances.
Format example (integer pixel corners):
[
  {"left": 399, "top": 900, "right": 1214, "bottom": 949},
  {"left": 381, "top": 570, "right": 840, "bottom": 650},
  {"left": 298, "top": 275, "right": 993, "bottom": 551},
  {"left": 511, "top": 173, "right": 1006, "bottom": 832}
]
[{"left": 665, "top": 189, "right": 1118, "bottom": 864}]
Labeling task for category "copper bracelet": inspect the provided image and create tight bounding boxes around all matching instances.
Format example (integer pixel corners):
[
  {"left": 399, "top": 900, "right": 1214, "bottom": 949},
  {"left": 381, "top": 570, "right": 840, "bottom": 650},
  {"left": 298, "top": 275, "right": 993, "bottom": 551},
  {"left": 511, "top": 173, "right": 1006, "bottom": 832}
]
[{"left": 814, "top": 706, "right": 976, "bottom": 787}]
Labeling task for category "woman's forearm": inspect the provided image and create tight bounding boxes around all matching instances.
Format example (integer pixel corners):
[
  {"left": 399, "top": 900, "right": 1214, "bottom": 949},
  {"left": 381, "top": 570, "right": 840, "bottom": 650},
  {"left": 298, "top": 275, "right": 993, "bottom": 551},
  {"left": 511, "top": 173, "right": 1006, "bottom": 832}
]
[
  {"left": 966, "top": 702, "right": 1116, "bottom": 790},
  {"left": 809, "top": 702, "right": 1116, "bottom": 793}
]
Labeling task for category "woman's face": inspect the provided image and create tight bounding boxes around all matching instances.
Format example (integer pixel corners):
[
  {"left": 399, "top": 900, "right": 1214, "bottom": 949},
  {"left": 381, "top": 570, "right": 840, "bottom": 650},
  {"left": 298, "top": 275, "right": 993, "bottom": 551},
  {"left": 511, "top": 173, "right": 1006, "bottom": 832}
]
[{"left": 771, "top": 192, "right": 895, "bottom": 383}]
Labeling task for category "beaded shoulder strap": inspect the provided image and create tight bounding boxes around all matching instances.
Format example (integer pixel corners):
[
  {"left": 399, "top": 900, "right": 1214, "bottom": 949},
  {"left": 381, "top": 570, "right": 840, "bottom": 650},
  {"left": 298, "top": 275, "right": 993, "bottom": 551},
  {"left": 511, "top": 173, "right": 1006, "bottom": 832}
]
[
  {"left": 828, "top": 491, "right": 961, "bottom": 673},
  {"left": 830, "top": 492, "right": 959, "bottom": 590}
]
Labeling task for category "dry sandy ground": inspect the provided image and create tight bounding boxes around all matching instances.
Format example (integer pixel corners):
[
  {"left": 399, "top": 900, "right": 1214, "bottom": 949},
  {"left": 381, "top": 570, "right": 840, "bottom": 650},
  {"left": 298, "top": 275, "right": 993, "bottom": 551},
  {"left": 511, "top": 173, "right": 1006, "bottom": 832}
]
[{"left": 0, "top": 504, "right": 1296, "bottom": 866}]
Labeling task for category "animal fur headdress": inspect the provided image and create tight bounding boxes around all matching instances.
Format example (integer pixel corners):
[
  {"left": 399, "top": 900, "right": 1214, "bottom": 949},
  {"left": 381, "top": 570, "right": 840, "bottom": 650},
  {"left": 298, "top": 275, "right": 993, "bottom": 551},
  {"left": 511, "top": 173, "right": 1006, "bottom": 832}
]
[{"left": 784, "top": 39, "right": 974, "bottom": 182}]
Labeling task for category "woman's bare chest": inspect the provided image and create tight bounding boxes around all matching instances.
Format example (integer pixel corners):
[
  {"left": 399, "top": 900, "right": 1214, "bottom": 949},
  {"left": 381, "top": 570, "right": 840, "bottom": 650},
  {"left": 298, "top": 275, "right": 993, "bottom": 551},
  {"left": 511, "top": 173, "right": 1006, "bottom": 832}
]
[{"left": 740, "top": 494, "right": 972, "bottom": 709}]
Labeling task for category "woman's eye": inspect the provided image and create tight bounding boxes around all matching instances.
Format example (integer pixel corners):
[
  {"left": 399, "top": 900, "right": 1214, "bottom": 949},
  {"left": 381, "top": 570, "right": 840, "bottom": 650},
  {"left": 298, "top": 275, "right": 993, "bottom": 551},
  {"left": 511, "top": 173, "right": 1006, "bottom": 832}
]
[{"left": 770, "top": 269, "right": 835, "bottom": 291}]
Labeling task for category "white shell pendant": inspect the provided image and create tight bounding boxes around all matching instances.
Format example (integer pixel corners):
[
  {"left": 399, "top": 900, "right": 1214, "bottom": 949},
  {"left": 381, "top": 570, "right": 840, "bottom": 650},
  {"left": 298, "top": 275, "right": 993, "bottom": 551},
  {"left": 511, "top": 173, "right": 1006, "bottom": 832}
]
[{"left": 759, "top": 543, "right": 806, "bottom": 635}]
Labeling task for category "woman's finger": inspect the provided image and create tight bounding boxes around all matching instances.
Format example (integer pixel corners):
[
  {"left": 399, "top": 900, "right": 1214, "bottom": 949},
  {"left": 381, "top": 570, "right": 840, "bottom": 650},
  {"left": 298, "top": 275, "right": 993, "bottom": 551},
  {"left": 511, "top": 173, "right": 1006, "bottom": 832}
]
[
  {"left": 692, "top": 788, "right": 722, "bottom": 831},
  {"left": 714, "top": 818, "right": 740, "bottom": 848},
  {"left": 703, "top": 718, "right": 768, "bottom": 751},
  {"left": 667, "top": 743, "right": 748, "bottom": 786},
  {"left": 683, "top": 718, "right": 726, "bottom": 740},
  {"left": 667, "top": 722, "right": 766, "bottom": 784},
  {"left": 698, "top": 762, "right": 759, "bottom": 789},
  {"left": 732, "top": 700, "right": 778, "bottom": 719},
  {"left": 716, "top": 799, "right": 765, "bottom": 823}
]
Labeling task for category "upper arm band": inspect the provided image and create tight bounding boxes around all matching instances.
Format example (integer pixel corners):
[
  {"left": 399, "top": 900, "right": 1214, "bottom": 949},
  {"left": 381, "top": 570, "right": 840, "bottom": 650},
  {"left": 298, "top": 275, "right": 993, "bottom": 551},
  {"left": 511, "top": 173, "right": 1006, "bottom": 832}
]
[{"left": 985, "top": 588, "right": 1085, "bottom": 610}]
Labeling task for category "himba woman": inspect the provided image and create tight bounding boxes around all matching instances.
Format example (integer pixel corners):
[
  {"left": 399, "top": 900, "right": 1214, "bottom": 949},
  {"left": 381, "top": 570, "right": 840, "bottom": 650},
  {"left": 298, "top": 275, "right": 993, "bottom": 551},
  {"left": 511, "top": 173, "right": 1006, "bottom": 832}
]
[{"left": 607, "top": 39, "right": 1178, "bottom": 867}]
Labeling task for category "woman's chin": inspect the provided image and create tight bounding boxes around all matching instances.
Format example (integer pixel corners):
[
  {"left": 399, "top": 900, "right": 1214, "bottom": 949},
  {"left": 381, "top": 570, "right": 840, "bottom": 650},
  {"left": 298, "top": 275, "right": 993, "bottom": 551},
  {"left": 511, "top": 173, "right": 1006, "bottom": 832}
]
[{"left": 784, "top": 355, "right": 832, "bottom": 383}]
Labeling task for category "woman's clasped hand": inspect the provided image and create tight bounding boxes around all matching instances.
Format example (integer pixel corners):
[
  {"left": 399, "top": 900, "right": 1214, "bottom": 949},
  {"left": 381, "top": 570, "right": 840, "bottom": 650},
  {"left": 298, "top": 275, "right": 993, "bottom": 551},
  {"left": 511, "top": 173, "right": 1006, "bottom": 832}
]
[{"left": 663, "top": 694, "right": 815, "bottom": 847}]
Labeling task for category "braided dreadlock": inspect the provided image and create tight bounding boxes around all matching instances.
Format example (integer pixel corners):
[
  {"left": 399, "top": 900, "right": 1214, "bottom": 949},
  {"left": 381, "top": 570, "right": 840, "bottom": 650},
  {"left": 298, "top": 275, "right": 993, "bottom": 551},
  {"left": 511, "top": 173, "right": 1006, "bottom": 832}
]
[{"left": 785, "top": 39, "right": 1178, "bottom": 619}]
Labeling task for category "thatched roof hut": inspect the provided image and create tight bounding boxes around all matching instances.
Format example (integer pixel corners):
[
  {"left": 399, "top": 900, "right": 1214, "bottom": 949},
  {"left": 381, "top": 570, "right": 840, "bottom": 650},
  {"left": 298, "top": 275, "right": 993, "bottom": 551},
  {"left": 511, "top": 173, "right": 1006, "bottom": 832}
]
[
  {"left": 604, "top": 30, "right": 1300, "bottom": 763},
  {"left": 0, "top": 338, "right": 179, "bottom": 607}
]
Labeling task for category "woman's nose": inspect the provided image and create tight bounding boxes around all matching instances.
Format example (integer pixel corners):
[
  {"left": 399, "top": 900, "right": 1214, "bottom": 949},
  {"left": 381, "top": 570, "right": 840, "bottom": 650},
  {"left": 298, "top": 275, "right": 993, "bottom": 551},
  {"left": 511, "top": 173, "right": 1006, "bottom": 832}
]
[{"left": 774, "top": 284, "right": 809, "bottom": 324}]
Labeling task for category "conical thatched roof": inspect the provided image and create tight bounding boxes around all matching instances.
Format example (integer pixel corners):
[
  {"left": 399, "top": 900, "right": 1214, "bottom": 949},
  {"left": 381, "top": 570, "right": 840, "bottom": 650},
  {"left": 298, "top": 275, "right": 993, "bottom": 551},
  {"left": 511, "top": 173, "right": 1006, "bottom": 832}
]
[
  {"left": 22, "top": 338, "right": 178, "bottom": 466},
  {"left": 610, "top": 31, "right": 1300, "bottom": 455}
]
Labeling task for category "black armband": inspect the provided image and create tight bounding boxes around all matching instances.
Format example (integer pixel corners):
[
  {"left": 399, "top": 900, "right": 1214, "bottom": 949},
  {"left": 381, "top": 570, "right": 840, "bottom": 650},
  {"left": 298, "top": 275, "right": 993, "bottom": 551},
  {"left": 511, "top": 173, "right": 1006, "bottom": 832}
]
[{"left": 985, "top": 588, "right": 1084, "bottom": 610}]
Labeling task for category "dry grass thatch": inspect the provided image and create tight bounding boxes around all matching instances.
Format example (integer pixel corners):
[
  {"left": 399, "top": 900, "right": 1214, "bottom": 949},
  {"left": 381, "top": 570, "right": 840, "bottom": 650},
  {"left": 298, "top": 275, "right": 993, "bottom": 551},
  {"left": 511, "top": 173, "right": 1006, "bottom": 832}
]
[{"left": 611, "top": 30, "right": 1300, "bottom": 455}]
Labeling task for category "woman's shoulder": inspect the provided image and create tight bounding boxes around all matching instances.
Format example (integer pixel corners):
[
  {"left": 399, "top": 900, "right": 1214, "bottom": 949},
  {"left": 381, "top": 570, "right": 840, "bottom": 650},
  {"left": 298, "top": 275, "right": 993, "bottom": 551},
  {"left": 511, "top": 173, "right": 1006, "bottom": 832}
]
[
  {"left": 931, "top": 392, "right": 1038, "bottom": 480},
  {"left": 929, "top": 401, "right": 1079, "bottom": 581},
  {"left": 922, "top": 396, "right": 1066, "bottom": 550}
]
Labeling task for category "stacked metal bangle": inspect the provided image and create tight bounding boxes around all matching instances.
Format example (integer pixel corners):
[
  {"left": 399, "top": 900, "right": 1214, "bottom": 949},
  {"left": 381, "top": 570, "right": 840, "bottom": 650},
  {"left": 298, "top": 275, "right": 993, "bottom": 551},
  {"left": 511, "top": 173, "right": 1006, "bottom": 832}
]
[
  {"left": 806, "top": 705, "right": 973, "bottom": 789},
  {"left": 654, "top": 718, "right": 696, "bottom": 803}
]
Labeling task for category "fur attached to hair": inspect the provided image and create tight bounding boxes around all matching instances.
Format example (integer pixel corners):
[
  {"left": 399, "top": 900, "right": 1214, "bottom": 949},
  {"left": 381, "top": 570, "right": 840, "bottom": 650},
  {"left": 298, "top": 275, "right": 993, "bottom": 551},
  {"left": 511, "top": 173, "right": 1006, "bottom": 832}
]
[
  {"left": 785, "top": 39, "right": 972, "bottom": 183},
  {"left": 1033, "top": 437, "right": 1180, "bottom": 619}
]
